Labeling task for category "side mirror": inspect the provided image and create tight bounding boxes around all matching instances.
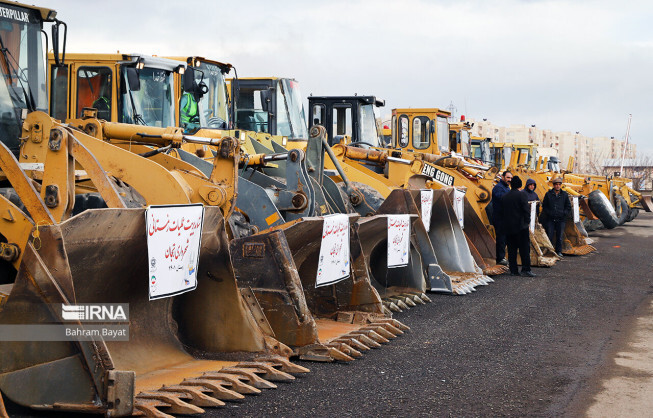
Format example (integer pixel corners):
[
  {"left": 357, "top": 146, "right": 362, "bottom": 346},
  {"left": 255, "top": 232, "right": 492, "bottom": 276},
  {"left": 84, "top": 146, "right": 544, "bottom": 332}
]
[
  {"left": 51, "top": 20, "right": 67, "bottom": 67},
  {"left": 183, "top": 67, "right": 196, "bottom": 93},
  {"left": 125, "top": 67, "right": 140, "bottom": 91},
  {"left": 260, "top": 89, "right": 272, "bottom": 112}
]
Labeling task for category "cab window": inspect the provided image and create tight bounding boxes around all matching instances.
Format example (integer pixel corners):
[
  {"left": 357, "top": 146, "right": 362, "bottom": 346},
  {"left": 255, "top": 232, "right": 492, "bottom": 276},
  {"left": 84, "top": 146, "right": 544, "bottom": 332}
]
[
  {"left": 77, "top": 67, "right": 112, "bottom": 120},
  {"left": 332, "top": 105, "right": 352, "bottom": 137},
  {"left": 412, "top": 116, "right": 429, "bottom": 149},
  {"left": 398, "top": 115, "right": 409, "bottom": 147},
  {"left": 50, "top": 65, "right": 68, "bottom": 121}
]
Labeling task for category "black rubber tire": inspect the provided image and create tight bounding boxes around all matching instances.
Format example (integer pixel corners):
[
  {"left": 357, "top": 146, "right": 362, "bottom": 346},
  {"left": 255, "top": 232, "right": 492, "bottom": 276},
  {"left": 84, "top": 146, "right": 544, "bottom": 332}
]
[
  {"left": 613, "top": 195, "right": 629, "bottom": 226},
  {"left": 584, "top": 219, "right": 604, "bottom": 232},
  {"left": 626, "top": 207, "right": 639, "bottom": 222},
  {"left": 587, "top": 190, "right": 618, "bottom": 229}
]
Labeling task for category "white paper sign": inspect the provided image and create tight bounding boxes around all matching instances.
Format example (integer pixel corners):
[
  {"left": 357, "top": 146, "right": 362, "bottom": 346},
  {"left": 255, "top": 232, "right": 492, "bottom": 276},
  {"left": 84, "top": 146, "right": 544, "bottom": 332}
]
[
  {"left": 387, "top": 215, "right": 410, "bottom": 268},
  {"left": 316, "top": 214, "right": 350, "bottom": 287},
  {"left": 529, "top": 201, "right": 537, "bottom": 233},
  {"left": 146, "top": 204, "right": 204, "bottom": 300},
  {"left": 453, "top": 188, "right": 465, "bottom": 229},
  {"left": 420, "top": 189, "right": 433, "bottom": 232},
  {"left": 572, "top": 196, "right": 580, "bottom": 223}
]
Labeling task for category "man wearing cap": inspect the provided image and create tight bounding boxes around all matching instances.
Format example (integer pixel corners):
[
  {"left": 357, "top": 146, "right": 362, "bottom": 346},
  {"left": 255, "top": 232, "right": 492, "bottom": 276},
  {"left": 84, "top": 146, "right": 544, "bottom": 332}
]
[
  {"left": 541, "top": 178, "right": 572, "bottom": 257},
  {"left": 490, "top": 171, "right": 512, "bottom": 266},
  {"left": 501, "top": 175, "right": 535, "bottom": 277}
]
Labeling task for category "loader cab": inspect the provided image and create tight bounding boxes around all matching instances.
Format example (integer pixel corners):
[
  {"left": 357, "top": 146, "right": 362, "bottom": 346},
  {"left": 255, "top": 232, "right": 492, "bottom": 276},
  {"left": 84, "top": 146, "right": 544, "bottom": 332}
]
[
  {"left": 0, "top": 2, "right": 57, "bottom": 155},
  {"left": 182, "top": 57, "right": 231, "bottom": 133},
  {"left": 49, "top": 54, "right": 182, "bottom": 127},
  {"left": 307, "top": 95, "right": 384, "bottom": 148},
  {"left": 389, "top": 108, "right": 452, "bottom": 155},
  {"left": 548, "top": 156, "right": 561, "bottom": 172},
  {"left": 449, "top": 119, "right": 473, "bottom": 157},
  {"left": 470, "top": 137, "right": 492, "bottom": 165},
  {"left": 231, "top": 77, "right": 308, "bottom": 140}
]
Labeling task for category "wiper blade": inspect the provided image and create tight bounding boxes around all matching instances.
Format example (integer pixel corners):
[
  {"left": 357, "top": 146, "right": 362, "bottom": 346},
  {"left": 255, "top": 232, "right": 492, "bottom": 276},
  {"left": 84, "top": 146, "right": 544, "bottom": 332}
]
[
  {"left": 0, "top": 33, "right": 35, "bottom": 112},
  {"left": 127, "top": 89, "right": 147, "bottom": 126}
]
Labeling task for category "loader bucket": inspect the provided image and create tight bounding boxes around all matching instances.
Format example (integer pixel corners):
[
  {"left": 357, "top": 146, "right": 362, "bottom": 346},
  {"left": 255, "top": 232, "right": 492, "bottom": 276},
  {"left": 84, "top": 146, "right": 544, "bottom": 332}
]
[
  {"left": 451, "top": 190, "right": 508, "bottom": 276},
  {"left": 403, "top": 188, "right": 492, "bottom": 295},
  {"left": 524, "top": 223, "right": 560, "bottom": 267},
  {"left": 562, "top": 216, "right": 597, "bottom": 256},
  {"left": 231, "top": 216, "right": 408, "bottom": 362},
  {"left": 369, "top": 189, "right": 453, "bottom": 296},
  {"left": 0, "top": 207, "right": 306, "bottom": 416}
]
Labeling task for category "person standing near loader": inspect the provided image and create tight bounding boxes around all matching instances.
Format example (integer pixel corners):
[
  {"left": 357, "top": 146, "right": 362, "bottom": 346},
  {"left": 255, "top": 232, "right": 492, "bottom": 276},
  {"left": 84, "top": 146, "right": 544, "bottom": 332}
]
[
  {"left": 541, "top": 177, "right": 571, "bottom": 257},
  {"left": 491, "top": 170, "right": 512, "bottom": 266},
  {"left": 523, "top": 178, "right": 540, "bottom": 217},
  {"left": 501, "top": 175, "right": 535, "bottom": 277}
]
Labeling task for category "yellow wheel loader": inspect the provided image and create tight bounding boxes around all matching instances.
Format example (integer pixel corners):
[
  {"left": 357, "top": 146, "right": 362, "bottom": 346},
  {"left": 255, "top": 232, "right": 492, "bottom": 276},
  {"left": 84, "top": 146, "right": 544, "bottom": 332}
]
[
  {"left": 186, "top": 70, "right": 448, "bottom": 306},
  {"left": 0, "top": 8, "right": 311, "bottom": 416},
  {"left": 230, "top": 85, "right": 497, "bottom": 294},
  {"left": 48, "top": 53, "right": 409, "bottom": 362}
]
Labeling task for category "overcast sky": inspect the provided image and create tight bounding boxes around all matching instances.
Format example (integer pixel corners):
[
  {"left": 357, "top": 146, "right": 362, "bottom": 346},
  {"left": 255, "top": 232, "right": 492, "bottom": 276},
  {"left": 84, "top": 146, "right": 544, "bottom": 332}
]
[{"left": 47, "top": 0, "right": 652, "bottom": 153}]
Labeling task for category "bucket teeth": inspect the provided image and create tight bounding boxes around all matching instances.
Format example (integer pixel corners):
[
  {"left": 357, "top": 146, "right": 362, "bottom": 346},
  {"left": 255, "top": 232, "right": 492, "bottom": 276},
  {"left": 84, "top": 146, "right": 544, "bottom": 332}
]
[
  {"left": 394, "top": 300, "right": 409, "bottom": 310},
  {"left": 136, "top": 391, "right": 205, "bottom": 415},
  {"left": 381, "top": 305, "right": 393, "bottom": 315},
  {"left": 180, "top": 379, "right": 245, "bottom": 401},
  {"left": 327, "top": 341, "right": 363, "bottom": 358},
  {"left": 198, "top": 373, "right": 261, "bottom": 395},
  {"left": 158, "top": 385, "right": 226, "bottom": 407},
  {"left": 419, "top": 292, "right": 432, "bottom": 303},
  {"left": 234, "top": 362, "right": 296, "bottom": 382},
  {"left": 406, "top": 294, "right": 425, "bottom": 305},
  {"left": 399, "top": 296, "right": 417, "bottom": 307},
  {"left": 326, "top": 346, "right": 355, "bottom": 361},
  {"left": 347, "top": 332, "right": 381, "bottom": 348},
  {"left": 375, "top": 322, "right": 403, "bottom": 336},
  {"left": 254, "top": 357, "right": 310, "bottom": 374},
  {"left": 206, "top": 368, "right": 277, "bottom": 390},
  {"left": 371, "top": 318, "right": 410, "bottom": 331},
  {"left": 351, "top": 329, "right": 390, "bottom": 344},
  {"left": 334, "top": 336, "right": 370, "bottom": 351},
  {"left": 134, "top": 398, "right": 176, "bottom": 418},
  {"left": 384, "top": 301, "right": 402, "bottom": 312},
  {"left": 363, "top": 324, "right": 397, "bottom": 339}
]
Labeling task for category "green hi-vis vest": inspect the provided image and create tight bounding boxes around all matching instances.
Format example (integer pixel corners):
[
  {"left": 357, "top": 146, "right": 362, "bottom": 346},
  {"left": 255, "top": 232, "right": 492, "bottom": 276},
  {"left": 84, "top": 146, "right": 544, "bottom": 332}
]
[{"left": 181, "top": 92, "right": 199, "bottom": 125}]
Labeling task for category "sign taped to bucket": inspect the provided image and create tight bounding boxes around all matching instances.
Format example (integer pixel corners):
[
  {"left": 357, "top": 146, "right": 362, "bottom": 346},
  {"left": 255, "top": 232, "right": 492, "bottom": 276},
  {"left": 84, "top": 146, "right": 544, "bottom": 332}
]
[
  {"left": 316, "top": 214, "right": 350, "bottom": 287},
  {"left": 388, "top": 215, "right": 410, "bottom": 268},
  {"left": 572, "top": 197, "right": 580, "bottom": 223},
  {"left": 453, "top": 188, "right": 465, "bottom": 229},
  {"left": 420, "top": 189, "right": 433, "bottom": 232},
  {"left": 529, "top": 201, "right": 537, "bottom": 233},
  {"left": 146, "top": 204, "right": 204, "bottom": 300}
]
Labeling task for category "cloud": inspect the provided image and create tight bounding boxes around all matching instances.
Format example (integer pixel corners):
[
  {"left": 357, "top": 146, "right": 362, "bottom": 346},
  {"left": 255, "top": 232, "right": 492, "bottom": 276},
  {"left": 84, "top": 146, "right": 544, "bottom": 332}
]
[{"left": 47, "top": 0, "right": 653, "bottom": 153}]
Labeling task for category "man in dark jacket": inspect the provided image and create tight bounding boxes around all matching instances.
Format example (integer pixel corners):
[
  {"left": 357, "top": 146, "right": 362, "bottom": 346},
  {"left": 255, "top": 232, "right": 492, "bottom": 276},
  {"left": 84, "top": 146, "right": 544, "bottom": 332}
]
[
  {"left": 490, "top": 170, "right": 512, "bottom": 265},
  {"left": 523, "top": 178, "right": 540, "bottom": 223},
  {"left": 541, "top": 177, "right": 571, "bottom": 257},
  {"left": 501, "top": 175, "right": 535, "bottom": 277}
]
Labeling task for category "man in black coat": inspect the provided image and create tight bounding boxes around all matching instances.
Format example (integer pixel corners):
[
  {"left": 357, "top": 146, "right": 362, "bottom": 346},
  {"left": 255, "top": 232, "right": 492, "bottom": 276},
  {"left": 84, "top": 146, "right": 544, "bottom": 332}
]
[
  {"left": 541, "top": 177, "right": 571, "bottom": 257},
  {"left": 501, "top": 175, "right": 535, "bottom": 277},
  {"left": 490, "top": 170, "right": 512, "bottom": 265}
]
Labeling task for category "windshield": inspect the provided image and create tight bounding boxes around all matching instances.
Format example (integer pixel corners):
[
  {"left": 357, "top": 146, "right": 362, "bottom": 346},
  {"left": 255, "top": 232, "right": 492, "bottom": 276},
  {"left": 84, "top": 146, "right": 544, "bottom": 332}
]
[
  {"left": 0, "top": 6, "right": 47, "bottom": 154},
  {"left": 359, "top": 103, "right": 380, "bottom": 147},
  {"left": 121, "top": 67, "right": 175, "bottom": 127},
  {"left": 436, "top": 116, "right": 449, "bottom": 153},
  {"left": 277, "top": 79, "right": 308, "bottom": 139},
  {"left": 196, "top": 61, "right": 229, "bottom": 129}
]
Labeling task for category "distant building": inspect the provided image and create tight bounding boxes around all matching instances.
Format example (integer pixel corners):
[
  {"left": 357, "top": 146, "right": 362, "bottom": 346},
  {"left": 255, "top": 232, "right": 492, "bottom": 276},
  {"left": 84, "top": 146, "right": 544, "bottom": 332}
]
[
  {"left": 602, "top": 159, "right": 653, "bottom": 191},
  {"left": 469, "top": 118, "right": 637, "bottom": 174}
]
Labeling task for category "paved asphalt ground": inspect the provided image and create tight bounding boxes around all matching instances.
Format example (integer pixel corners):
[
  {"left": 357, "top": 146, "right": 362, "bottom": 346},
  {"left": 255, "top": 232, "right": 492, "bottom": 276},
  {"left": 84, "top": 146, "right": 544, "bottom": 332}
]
[
  {"left": 217, "top": 212, "right": 653, "bottom": 417},
  {"left": 6, "top": 213, "right": 652, "bottom": 417}
]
